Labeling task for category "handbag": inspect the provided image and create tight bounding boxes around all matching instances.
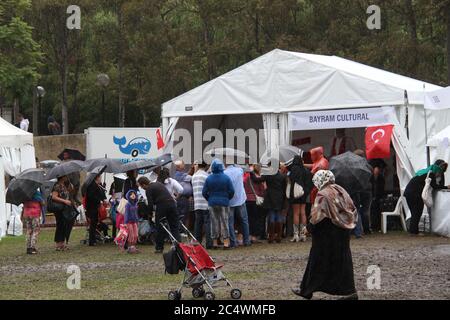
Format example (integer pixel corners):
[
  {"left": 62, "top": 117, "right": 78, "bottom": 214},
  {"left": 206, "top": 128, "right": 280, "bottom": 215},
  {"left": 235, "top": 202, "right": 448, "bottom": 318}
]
[
  {"left": 421, "top": 171, "right": 434, "bottom": 208},
  {"left": 62, "top": 205, "right": 80, "bottom": 222},
  {"left": 248, "top": 175, "right": 264, "bottom": 206},
  {"left": 46, "top": 194, "right": 64, "bottom": 213},
  {"left": 117, "top": 183, "right": 128, "bottom": 214},
  {"left": 98, "top": 203, "right": 108, "bottom": 221},
  {"left": 286, "top": 180, "right": 305, "bottom": 199}
]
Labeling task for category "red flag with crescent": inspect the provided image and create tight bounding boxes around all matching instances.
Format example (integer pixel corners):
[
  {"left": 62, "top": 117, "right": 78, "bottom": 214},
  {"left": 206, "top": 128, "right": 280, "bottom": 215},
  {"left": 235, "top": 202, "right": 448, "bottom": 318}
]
[
  {"left": 156, "top": 128, "right": 165, "bottom": 150},
  {"left": 365, "top": 125, "right": 394, "bottom": 160}
]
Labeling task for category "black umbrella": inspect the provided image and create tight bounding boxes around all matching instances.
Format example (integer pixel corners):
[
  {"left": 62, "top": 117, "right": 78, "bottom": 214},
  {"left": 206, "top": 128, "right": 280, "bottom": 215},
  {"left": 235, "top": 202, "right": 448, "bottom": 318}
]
[
  {"left": 84, "top": 165, "right": 107, "bottom": 187},
  {"left": 84, "top": 158, "right": 123, "bottom": 174},
  {"left": 154, "top": 153, "right": 174, "bottom": 167},
  {"left": 329, "top": 152, "right": 373, "bottom": 192},
  {"left": 58, "top": 149, "right": 86, "bottom": 161},
  {"left": 120, "top": 159, "right": 156, "bottom": 172},
  {"left": 6, "top": 178, "right": 42, "bottom": 205},
  {"left": 46, "top": 160, "right": 85, "bottom": 180}
]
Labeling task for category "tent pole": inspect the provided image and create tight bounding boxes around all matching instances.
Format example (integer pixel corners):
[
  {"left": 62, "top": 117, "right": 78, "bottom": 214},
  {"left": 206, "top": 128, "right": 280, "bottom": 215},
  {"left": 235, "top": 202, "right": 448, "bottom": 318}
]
[{"left": 423, "top": 84, "right": 431, "bottom": 166}]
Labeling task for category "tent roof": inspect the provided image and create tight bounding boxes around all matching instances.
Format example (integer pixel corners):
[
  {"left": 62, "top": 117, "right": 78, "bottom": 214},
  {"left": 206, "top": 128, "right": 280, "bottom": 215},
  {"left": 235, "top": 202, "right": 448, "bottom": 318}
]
[
  {"left": 162, "top": 49, "right": 442, "bottom": 118},
  {"left": 0, "top": 116, "right": 34, "bottom": 148}
]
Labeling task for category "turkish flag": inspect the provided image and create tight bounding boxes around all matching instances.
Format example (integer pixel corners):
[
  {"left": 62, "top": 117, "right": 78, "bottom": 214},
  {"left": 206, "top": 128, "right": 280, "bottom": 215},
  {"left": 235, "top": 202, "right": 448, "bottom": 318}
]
[
  {"left": 156, "top": 128, "right": 165, "bottom": 150},
  {"left": 365, "top": 125, "right": 394, "bottom": 160}
]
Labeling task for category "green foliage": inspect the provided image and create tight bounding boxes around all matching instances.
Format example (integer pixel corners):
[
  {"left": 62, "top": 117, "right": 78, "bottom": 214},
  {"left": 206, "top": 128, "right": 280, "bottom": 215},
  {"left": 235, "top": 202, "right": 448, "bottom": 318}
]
[
  {"left": 1, "top": 0, "right": 449, "bottom": 133},
  {"left": 0, "top": 0, "right": 42, "bottom": 99}
]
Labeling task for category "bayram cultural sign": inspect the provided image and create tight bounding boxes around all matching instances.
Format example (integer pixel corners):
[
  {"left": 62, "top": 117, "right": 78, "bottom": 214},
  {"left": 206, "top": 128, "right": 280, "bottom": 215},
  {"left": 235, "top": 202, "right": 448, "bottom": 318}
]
[{"left": 288, "top": 107, "right": 392, "bottom": 131}]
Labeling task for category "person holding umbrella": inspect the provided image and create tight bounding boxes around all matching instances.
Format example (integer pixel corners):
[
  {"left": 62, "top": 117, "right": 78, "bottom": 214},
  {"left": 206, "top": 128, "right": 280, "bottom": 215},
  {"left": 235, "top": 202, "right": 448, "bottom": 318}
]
[
  {"left": 84, "top": 168, "right": 108, "bottom": 246},
  {"left": 5, "top": 169, "right": 46, "bottom": 253},
  {"left": 51, "top": 176, "right": 77, "bottom": 251},
  {"left": 22, "top": 190, "right": 45, "bottom": 254}
]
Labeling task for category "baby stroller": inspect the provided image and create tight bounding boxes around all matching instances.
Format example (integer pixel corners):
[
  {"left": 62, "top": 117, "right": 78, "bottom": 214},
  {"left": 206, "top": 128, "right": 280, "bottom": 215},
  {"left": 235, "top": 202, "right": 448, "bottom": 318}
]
[
  {"left": 161, "top": 217, "right": 242, "bottom": 301},
  {"left": 80, "top": 206, "right": 113, "bottom": 245}
]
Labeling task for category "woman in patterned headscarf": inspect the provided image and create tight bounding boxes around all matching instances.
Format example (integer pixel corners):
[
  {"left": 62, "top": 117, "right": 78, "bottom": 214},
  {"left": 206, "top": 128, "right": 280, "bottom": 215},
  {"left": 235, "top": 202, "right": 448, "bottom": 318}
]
[{"left": 292, "top": 170, "right": 359, "bottom": 300}]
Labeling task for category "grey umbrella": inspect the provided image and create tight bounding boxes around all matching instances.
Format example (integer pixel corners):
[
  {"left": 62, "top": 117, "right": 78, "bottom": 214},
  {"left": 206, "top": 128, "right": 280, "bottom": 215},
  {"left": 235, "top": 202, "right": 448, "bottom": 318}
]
[
  {"left": 260, "top": 145, "right": 303, "bottom": 166},
  {"left": 6, "top": 178, "right": 42, "bottom": 205},
  {"left": 206, "top": 148, "right": 250, "bottom": 165},
  {"left": 81, "top": 166, "right": 107, "bottom": 195},
  {"left": 154, "top": 153, "right": 174, "bottom": 167},
  {"left": 14, "top": 168, "right": 46, "bottom": 183},
  {"left": 120, "top": 159, "right": 156, "bottom": 172},
  {"left": 46, "top": 160, "right": 85, "bottom": 180},
  {"left": 329, "top": 151, "right": 373, "bottom": 192},
  {"left": 84, "top": 158, "right": 123, "bottom": 174}
]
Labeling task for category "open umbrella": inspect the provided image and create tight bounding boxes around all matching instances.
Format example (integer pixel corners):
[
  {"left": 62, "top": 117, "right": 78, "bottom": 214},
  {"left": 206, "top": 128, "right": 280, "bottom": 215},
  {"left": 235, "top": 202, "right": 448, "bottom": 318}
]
[
  {"left": 120, "top": 159, "right": 156, "bottom": 172},
  {"left": 39, "top": 160, "right": 60, "bottom": 169},
  {"left": 46, "top": 160, "right": 85, "bottom": 180},
  {"left": 6, "top": 178, "right": 42, "bottom": 205},
  {"left": 260, "top": 145, "right": 303, "bottom": 166},
  {"left": 81, "top": 166, "right": 107, "bottom": 196},
  {"left": 206, "top": 148, "right": 250, "bottom": 164},
  {"left": 329, "top": 151, "right": 373, "bottom": 192},
  {"left": 154, "top": 153, "right": 174, "bottom": 167},
  {"left": 6, "top": 168, "right": 47, "bottom": 205},
  {"left": 58, "top": 148, "right": 86, "bottom": 161},
  {"left": 15, "top": 168, "right": 46, "bottom": 183},
  {"left": 84, "top": 158, "right": 123, "bottom": 174}
]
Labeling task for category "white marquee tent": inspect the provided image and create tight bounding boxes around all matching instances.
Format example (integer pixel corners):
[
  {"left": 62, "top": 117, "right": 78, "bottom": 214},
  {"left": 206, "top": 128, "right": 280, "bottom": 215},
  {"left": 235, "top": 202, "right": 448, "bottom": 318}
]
[
  {"left": 0, "top": 116, "right": 36, "bottom": 239},
  {"left": 162, "top": 49, "right": 450, "bottom": 194}
]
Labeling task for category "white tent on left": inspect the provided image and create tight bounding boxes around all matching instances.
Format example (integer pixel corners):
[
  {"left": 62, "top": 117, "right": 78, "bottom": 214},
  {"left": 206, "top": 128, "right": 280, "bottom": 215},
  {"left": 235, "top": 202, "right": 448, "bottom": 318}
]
[{"left": 0, "top": 116, "right": 36, "bottom": 240}]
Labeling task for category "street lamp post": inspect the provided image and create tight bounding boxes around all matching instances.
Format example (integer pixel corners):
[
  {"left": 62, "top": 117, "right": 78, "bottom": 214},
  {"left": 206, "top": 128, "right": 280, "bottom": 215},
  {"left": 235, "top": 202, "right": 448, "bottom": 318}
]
[
  {"left": 36, "top": 86, "right": 45, "bottom": 135},
  {"left": 96, "top": 74, "right": 110, "bottom": 127}
]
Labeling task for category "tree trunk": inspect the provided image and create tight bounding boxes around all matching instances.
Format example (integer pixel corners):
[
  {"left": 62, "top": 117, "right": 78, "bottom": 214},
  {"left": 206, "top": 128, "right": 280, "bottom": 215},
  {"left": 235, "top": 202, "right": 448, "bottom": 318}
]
[
  {"left": 447, "top": 5, "right": 450, "bottom": 85},
  {"left": 32, "top": 87, "right": 38, "bottom": 135},
  {"left": 61, "top": 51, "right": 69, "bottom": 135},
  {"left": 404, "top": 0, "right": 418, "bottom": 73},
  {"left": 13, "top": 97, "right": 19, "bottom": 125},
  {"left": 117, "top": 1, "right": 125, "bottom": 127}
]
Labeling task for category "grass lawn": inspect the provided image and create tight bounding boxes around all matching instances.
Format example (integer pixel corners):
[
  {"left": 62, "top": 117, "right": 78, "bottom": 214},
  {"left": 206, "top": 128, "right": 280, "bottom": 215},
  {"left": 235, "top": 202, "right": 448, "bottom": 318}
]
[{"left": 1, "top": 227, "right": 449, "bottom": 300}]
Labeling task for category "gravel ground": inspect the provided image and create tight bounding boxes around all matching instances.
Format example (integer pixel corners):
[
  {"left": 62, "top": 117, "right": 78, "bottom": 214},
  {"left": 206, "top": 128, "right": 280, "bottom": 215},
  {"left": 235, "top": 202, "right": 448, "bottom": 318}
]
[{"left": 0, "top": 229, "right": 449, "bottom": 300}]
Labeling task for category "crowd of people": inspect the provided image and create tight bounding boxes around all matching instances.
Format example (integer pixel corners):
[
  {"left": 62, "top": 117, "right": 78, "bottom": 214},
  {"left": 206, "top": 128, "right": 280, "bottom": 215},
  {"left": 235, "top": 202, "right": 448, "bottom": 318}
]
[{"left": 18, "top": 144, "right": 449, "bottom": 299}]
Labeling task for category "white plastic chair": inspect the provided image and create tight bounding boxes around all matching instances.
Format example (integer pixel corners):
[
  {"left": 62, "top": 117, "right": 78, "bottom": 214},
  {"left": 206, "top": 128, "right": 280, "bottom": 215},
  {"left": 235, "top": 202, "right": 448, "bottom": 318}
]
[{"left": 381, "top": 196, "right": 408, "bottom": 234}]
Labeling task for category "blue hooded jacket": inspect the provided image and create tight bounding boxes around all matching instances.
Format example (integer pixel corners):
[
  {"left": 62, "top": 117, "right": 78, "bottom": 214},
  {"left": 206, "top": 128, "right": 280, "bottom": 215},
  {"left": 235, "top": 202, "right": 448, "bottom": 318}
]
[
  {"left": 202, "top": 159, "right": 235, "bottom": 207},
  {"left": 124, "top": 190, "right": 139, "bottom": 224}
]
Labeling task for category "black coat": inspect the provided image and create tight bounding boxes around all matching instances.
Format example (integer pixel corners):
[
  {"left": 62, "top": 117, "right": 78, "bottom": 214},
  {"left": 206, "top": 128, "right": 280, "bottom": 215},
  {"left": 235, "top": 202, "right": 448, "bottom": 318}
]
[
  {"left": 288, "top": 156, "right": 313, "bottom": 203},
  {"left": 404, "top": 172, "right": 447, "bottom": 199},
  {"left": 85, "top": 182, "right": 106, "bottom": 218},
  {"left": 252, "top": 172, "right": 287, "bottom": 211},
  {"left": 300, "top": 218, "right": 356, "bottom": 298}
]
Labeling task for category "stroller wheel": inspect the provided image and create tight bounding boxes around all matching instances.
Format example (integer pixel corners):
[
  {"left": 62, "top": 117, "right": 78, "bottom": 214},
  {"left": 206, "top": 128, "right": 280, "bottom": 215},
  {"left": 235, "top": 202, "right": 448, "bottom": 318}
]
[
  {"left": 204, "top": 292, "right": 215, "bottom": 301},
  {"left": 168, "top": 290, "right": 181, "bottom": 301},
  {"left": 230, "top": 288, "right": 242, "bottom": 300},
  {"left": 192, "top": 287, "right": 205, "bottom": 299}
]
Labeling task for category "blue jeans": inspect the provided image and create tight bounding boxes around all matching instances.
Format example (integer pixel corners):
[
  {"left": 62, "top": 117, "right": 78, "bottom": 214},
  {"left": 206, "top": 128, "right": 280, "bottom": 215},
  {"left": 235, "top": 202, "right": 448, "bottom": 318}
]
[
  {"left": 268, "top": 209, "right": 285, "bottom": 223},
  {"left": 194, "top": 210, "right": 212, "bottom": 248},
  {"left": 228, "top": 204, "right": 250, "bottom": 247},
  {"left": 350, "top": 193, "right": 363, "bottom": 238}
]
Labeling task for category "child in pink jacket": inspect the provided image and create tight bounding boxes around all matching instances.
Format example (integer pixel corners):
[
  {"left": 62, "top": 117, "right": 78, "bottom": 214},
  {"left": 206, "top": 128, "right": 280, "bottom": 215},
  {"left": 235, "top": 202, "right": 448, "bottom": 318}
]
[{"left": 23, "top": 191, "right": 44, "bottom": 254}]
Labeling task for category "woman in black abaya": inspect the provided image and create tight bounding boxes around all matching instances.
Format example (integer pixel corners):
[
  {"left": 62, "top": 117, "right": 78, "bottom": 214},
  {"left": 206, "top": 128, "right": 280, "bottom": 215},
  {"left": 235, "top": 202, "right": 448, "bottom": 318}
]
[{"left": 292, "top": 170, "right": 359, "bottom": 300}]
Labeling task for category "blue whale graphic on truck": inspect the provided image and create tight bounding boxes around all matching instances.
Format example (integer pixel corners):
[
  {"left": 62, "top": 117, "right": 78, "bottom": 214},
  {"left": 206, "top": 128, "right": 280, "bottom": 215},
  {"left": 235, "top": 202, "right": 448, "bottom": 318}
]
[{"left": 113, "top": 136, "right": 151, "bottom": 158}]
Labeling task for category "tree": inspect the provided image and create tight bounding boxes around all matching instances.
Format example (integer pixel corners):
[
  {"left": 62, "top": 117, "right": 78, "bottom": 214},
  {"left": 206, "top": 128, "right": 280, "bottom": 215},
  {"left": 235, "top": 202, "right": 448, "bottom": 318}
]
[{"left": 0, "top": 0, "right": 42, "bottom": 124}]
